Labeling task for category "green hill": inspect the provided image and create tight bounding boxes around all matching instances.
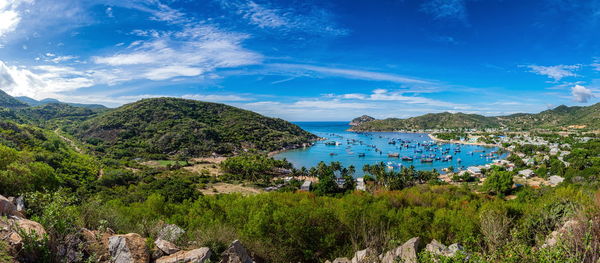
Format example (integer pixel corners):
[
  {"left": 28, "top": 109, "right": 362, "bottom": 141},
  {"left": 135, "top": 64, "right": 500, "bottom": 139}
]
[
  {"left": 76, "top": 97, "right": 318, "bottom": 158},
  {"left": 351, "top": 112, "right": 501, "bottom": 131},
  {"left": 351, "top": 103, "right": 600, "bottom": 131},
  {"left": 0, "top": 90, "right": 28, "bottom": 108}
]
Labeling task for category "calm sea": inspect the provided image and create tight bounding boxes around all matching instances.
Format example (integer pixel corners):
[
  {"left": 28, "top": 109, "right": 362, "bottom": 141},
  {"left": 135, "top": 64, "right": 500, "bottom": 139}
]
[{"left": 273, "top": 122, "right": 506, "bottom": 176}]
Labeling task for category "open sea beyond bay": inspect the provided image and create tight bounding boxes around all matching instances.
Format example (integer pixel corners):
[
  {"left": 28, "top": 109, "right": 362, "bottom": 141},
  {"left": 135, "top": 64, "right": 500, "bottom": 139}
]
[{"left": 274, "top": 122, "right": 507, "bottom": 176}]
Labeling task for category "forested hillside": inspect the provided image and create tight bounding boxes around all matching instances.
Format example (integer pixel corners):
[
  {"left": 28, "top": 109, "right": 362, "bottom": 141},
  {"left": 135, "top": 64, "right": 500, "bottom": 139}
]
[{"left": 75, "top": 97, "right": 317, "bottom": 159}]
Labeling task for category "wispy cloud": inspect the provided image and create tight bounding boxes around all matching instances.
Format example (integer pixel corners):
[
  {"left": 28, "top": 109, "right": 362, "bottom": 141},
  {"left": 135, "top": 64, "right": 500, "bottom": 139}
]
[
  {"left": 272, "top": 64, "right": 431, "bottom": 84},
  {"left": 421, "top": 0, "right": 468, "bottom": 22},
  {"left": 216, "top": 0, "right": 348, "bottom": 36},
  {"left": 525, "top": 64, "right": 580, "bottom": 81},
  {"left": 93, "top": 24, "right": 262, "bottom": 81}
]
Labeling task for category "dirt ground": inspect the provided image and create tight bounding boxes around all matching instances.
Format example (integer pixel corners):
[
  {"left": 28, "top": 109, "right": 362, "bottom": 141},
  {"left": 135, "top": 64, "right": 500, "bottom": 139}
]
[{"left": 199, "top": 183, "right": 263, "bottom": 195}]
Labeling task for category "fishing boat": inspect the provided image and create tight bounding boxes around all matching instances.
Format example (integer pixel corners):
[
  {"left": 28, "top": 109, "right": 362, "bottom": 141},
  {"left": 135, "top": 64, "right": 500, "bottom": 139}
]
[
  {"left": 388, "top": 153, "right": 400, "bottom": 158},
  {"left": 421, "top": 158, "right": 434, "bottom": 163},
  {"left": 358, "top": 153, "right": 366, "bottom": 157},
  {"left": 401, "top": 156, "right": 413, "bottom": 161}
]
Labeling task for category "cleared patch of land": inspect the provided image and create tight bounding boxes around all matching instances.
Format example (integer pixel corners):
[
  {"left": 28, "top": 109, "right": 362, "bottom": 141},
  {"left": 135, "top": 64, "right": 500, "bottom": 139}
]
[{"left": 199, "top": 183, "right": 263, "bottom": 195}]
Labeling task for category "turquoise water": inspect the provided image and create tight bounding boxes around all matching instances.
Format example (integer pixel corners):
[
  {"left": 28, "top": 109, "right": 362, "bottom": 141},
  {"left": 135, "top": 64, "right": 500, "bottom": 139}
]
[{"left": 274, "top": 122, "right": 506, "bottom": 176}]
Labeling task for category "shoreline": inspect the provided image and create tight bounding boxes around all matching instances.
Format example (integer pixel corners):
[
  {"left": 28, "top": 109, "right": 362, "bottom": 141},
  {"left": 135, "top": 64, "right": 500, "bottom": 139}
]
[{"left": 427, "top": 134, "right": 501, "bottom": 148}]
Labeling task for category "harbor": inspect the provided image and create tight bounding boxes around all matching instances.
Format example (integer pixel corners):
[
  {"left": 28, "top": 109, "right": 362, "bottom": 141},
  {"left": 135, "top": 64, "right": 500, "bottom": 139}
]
[{"left": 274, "top": 122, "right": 507, "bottom": 176}]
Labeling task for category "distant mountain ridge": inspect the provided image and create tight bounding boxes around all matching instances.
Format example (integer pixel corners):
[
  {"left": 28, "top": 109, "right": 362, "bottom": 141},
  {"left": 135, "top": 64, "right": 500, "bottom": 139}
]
[
  {"left": 351, "top": 103, "right": 600, "bottom": 131},
  {"left": 15, "top": 96, "right": 107, "bottom": 109}
]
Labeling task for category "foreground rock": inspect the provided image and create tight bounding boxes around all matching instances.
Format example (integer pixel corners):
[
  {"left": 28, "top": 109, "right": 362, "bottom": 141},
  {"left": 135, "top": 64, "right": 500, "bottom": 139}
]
[
  {"left": 155, "top": 238, "right": 180, "bottom": 255},
  {"left": 542, "top": 219, "right": 579, "bottom": 248},
  {"left": 351, "top": 248, "right": 378, "bottom": 263},
  {"left": 109, "top": 233, "right": 150, "bottom": 263},
  {"left": 425, "top": 239, "right": 464, "bottom": 257},
  {"left": 332, "top": 258, "right": 351, "bottom": 263},
  {"left": 155, "top": 247, "right": 211, "bottom": 263},
  {"left": 0, "top": 195, "right": 24, "bottom": 217},
  {"left": 0, "top": 215, "right": 47, "bottom": 261},
  {"left": 220, "top": 240, "right": 254, "bottom": 263},
  {"left": 380, "top": 237, "right": 421, "bottom": 263}
]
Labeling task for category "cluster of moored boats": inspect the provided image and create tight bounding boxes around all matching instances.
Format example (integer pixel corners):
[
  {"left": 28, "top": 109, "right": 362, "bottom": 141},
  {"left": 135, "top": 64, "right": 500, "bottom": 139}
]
[{"left": 323, "top": 135, "right": 501, "bottom": 169}]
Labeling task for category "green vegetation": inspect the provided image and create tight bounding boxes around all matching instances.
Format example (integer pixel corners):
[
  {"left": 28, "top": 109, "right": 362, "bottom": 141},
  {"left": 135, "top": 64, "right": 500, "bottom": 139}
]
[
  {"left": 76, "top": 98, "right": 317, "bottom": 159},
  {"left": 0, "top": 91, "right": 597, "bottom": 262},
  {"left": 352, "top": 112, "right": 499, "bottom": 131},
  {"left": 220, "top": 153, "right": 291, "bottom": 182}
]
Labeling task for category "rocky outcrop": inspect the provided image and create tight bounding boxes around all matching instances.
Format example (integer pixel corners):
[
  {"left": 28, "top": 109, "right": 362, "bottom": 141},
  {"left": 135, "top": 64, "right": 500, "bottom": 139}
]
[
  {"left": 425, "top": 239, "right": 464, "bottom": 257},
  {"left": 542, "top": 219, "right": 579, "bottom": 248},
  {"left": 351, "top": 248, "right": 378, "bottom": 263},
  {"left": 0, "top": 195, "right": 24, "bottom": 218},
  {"left": 380, "top": 237, "right": 421, "bottom": 263},
  {"left": 220, "top": 240, "right": 253, "bottom": 263},
  {"left": 109, "top": 233, "right": 150, "bottom": 263},
  {"left": 332, "top": 258, "right": 351, "bottom": 263},
  {"left": 0, "top": 215, "right": 47, "bottom": 262},
  {"left": 155, "top": 247, "right": 211, "bottom": 263},
  {"left": 155, "top": 238, "right": 180, "bottom": 255}
]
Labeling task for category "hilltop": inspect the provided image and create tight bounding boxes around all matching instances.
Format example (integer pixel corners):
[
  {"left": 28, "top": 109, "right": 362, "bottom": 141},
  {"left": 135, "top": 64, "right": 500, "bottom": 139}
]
[
  {"left": 0, "top": 90, "right": 29, "bottom": 108},
  {"left": 351, "top": 103, "right": 600, "bottom": 131},
  {"left": 349, "top": 115, "right": 376, "bottom": 126},
  {"left": 76, "top": 97, "right": 317, "bottom": 158}
]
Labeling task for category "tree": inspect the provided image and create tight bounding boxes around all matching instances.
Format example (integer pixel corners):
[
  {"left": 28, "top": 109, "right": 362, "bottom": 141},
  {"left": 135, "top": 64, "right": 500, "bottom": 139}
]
[{"left": 483, "top": 170, "right": 514, "bottom": 195}]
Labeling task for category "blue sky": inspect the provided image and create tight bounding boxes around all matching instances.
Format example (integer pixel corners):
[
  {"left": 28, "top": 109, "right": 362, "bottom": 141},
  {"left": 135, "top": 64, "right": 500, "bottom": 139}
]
[{"left": 0, "top": 0, "right": 599, "bottom": 121}]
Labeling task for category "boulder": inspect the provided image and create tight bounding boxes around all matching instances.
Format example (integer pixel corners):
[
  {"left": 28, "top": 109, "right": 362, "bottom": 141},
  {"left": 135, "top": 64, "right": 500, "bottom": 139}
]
[
  {"left": 155, "top": 247, "right": 211, "bottom": 263},
  {"left": 0, "top": 216, "right": 47, "bottom": 261},
  {"left": 351, "top": 248, "right": 378, "bottom": 263},
  {"left": 0, "top": 195, "right": 23, "bottom": 218},
  {"left": 542, "top": 219, "right": 579, "bottom": 248},
  {"left": 332, "top": 258, "right": 351, "bottom": 263},
  {"left": 157, "top": 224, "right": 185, "bottom": 243},
  {"left": 81, "top": 228, "right": 112, "bottom": 261},
  {"left": 425, "top": 239, "right": 447, "bottom": 255},
  {"left": 108, "top": 233, "right": 150, "bottom": 263},
  {"left": 220, "top": 240, "right": 253, "bottom": 263},
  {"left": 155, "top": 238, "right": 180, "bottom": 255},
  {"left": 425, "top": 240, "right": 465, "bottom": 258},
  {"left": 381, "top": 237, "right": 421, "bottom": 263},
  {"left": 446, "top": 243, "right": 464, "bottom": 257}
]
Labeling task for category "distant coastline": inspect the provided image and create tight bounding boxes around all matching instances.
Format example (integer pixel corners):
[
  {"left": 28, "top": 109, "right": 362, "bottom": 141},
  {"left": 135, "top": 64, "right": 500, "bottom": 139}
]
[{"left": 427, "top": 134, "right": 501, "bottom": 148}]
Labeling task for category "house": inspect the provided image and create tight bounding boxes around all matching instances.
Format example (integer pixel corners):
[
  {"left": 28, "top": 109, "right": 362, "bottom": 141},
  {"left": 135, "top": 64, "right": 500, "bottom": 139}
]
[
  {"left": 519, "top": 169, "right": 535, "bottom": 178},
  {"left": 336, "top": 178, "right": 346, "bottom": 188},
  {"left": 301, "top": 181, "right": 312, "bottom": 191},
  {"left": 467, "top": 166, "right": 482, "bottom": 175},
  {"left": 356, "top": 178, "right": 366, "bottom": 191}
]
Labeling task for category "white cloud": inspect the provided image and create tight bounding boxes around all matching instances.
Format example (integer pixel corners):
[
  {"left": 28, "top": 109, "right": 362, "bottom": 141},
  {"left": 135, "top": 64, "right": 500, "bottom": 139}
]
[
  {"left": 571, "top": 85, "right": 595, "bottom": 103},
  {"left": 292, "top": 99, "right": 374, "bottom": 109},
  {"left": 337, "top": 89, "right": 466, "bottom": 109},
  {"left": 93, "top": 24, "right": 262, "bottom": 82},
  {"left": 0, "top": 60, "right": 94, "bottom": 99},
  {"left": 527, "top": 64, "right": 580, "bottom": 81},
  {"left": 0, "top": 4, "right": 22, "bottom": 38}
]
